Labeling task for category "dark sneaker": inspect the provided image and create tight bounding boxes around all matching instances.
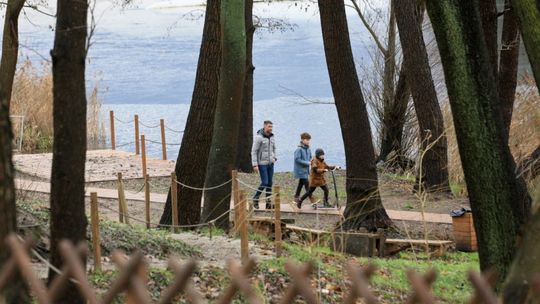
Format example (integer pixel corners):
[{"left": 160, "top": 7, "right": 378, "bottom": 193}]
[
  {"left": 322, "top": 201, "right": 332, "bottom": 208},
  {"left": 253, "top": 199, "right": 259, "bottom": 209},
  {"left": 296, "top": 200, "right": 302, "bottom": 209}
]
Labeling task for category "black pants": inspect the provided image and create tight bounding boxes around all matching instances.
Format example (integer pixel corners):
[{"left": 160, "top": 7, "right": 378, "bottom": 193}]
[
  {"left": 300, "top": 185, "right": 329, "bottom": 203},
  {"left": 294, "top": 178, "right": 310, "bottom": 197}
]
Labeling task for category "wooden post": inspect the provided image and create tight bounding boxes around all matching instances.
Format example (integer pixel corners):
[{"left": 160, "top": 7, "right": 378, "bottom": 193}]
[
  {"left": 171, "top": 172, "right": 179, "bottom": 233},
  {"left": 117, "top": 172, "right": 129, "bottom": 225},
  {"left": 145, "top": 174, "right": 151, "bottom": 229},
  {"left": 239, "top": 190, "right": 249, "bottom": 262},
  {"left": 141, "top": 135, "right": 147, "bottom": 178},
  {"left": 160, "top": 119, "right": 167, "bottom": 160},
  {"left": 231, "top": 170, "right": 240, "bottom": 234},
  {"left": 90, "top": 192, "right": 102, "bottom": 271},
  {"left": 109, "top": 110, "right": 116, "bottom": 150},
  {"left": 117, "top": 172, "right": 124, "bottom": 223},
  {"left": 274, "top": 186, "right": 282, "bottom": 257},
  {"left": 134, "top": 114, "right": 140, "bottom": 155}
]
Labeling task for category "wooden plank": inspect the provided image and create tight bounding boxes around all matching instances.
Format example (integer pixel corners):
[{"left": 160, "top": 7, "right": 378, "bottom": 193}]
[{"left": 386, "top": 239, "right": 452, "bottom": 245}]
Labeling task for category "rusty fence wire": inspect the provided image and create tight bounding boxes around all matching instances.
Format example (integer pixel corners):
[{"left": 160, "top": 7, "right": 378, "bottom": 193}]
[{"left": 0, "top": 233, "right": 530, "bottom": 304}]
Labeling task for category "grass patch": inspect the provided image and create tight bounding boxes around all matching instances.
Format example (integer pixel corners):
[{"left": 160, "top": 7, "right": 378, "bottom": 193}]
[
  {"left": 358, "top": 251, "right": 479, "bottom": 302},
  {"left": 98, "top": 220, "right": 202, "bottom": 258}
]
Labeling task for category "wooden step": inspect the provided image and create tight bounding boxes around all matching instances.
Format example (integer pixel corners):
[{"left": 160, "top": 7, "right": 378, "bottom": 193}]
[
  {"left": 286, "top": 225, "right": 385, "bottom": 257},
  {"left": 385, "top": 238, "right": 453, "bottom": 256}
]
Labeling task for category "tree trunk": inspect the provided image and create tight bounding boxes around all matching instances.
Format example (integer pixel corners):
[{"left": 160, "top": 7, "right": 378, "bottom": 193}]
[
  {"left": 479, "top": 0, "right": 499, "bottom": 78},
  {"left": 426, "top": 0, "right": 530, "bottom": 283},
  {"left": 503, "top": 206, "right": 540, "bottom": 303},
  {"left": 48, "top": 0, "right": 88, "bottom": 302},
  {"left": 378, "top": 4, "right": 400, "bottom": 165},
  {"left": 499, "top": 0, "right": 520, "bottom": 137},
  {"left": 0, "top": 0, "right": 24, "bottom": 109},
  {"left": 159, "top": 0, "right": 221, "bottom": 227},
  {"left": 202, "top": 0, "right": 246, "bottom": 230},
  {"left": 235, "top": 0, "right": 254, "bottom": 173},
  {"left": 510, "top": 0, "right": 540, "bottom": 93},
  {"left": 0, "top": 0, "right": 28, "bottom": 302},
  {"left": 498, "top": 0, "right": 520, "bottom": 136},
  {"left": 318, "top": 0, "right": 392, "bottom": 232},
  {"left": 378, "top": 67, "right": 410, "bottom": 168},
  {"left": 394, "top": 0, "right": 450, "bottom": 192}
]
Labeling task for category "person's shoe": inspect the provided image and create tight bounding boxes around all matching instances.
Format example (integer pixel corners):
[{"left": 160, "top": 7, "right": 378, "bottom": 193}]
[
  {"left": 296, "top": 200, "right": 302, "bottom": 209},
  {"left": 253, "top": 199, "right": 259, "bottom": 209},
  {"left": 322, "top": 201, "right": 332, "bottom": 208}
]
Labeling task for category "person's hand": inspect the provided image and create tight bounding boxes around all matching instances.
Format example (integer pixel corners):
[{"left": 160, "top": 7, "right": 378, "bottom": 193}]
[
  {"left": 324, "top": 169, "right": 329, "bottom": 172},
  {"left": 253, "top": 166, "right": 259, "bottom": 173}
]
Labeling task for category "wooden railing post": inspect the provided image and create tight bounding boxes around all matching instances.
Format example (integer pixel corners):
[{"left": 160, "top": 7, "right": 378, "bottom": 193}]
[
  {"left": 109, "top": 110, "right": 116, "bottom": 150},
  {"left": 160, "top": 119, "right": 167, "bottom": 160},
  {"left": 134, "top": 114, "right": 140, "bottom": 155},
  {"left": 171, "top": 172, "right": 179, "bottom": 233},
  {"left": 117, "top": 172, "right": 129, "bottom": 225},
  {"left": 141, "top": 135, "right": 147, "bottom": 178},
  {"left": 274, "top": 186, "right": 282, "bottom": 257},
  {"left": 90, "top": 192, "right": 102, "bottom": 271},
  {"left": 145, "top": 174, "right": 151, "bottom": 229},
  {"left": 231, "top": 170, "right": 240, "bottom": 234},
  {"left": 239, "top": 190, "right": 249, "bottom": 263}
]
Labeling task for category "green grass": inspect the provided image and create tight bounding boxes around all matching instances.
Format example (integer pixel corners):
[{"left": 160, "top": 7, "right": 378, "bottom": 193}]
[
  {"left": 360, "top": 251, "right": 479, "bottom": 302},
  {"left": 252, "top": 233, "right": 479, "bottom": 303}
]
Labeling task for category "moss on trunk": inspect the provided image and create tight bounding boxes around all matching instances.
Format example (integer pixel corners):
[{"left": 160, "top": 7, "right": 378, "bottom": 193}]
[{"left": 426, "top": 0, "right": 530, "bottom": 283}]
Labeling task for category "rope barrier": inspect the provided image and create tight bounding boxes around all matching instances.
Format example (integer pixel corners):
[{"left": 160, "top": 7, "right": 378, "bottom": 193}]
[
  {"left": 165, "top": 126, "right": 184, "bottom": 134},
  {"left": 98, "top": 194, "right": 235, "bottom": 229},
  {"left": 139, "top": 121, "right": 161, "bottom": 129},
  {"left": 114, "top": 117, "right": 134, "bottom": 124},
  {"left": 145, "top": 138, "right": 181, "bottom": 146},
  {"left": 115, "top": 141, "right": 136, "bottom": 148},
  {"left": 174, "top": 178, "right": 232, "bottom": 191}
]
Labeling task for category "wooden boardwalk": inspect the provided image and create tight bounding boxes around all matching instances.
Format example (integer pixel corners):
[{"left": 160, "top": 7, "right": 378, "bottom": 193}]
[{"left": 15, "top": 179, "right": 452, "bottom": 224}]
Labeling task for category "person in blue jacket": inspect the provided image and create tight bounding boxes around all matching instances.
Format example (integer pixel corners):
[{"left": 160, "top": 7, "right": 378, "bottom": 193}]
[{"left": 293, "top": 132, "right": 313, "bottom": 205}]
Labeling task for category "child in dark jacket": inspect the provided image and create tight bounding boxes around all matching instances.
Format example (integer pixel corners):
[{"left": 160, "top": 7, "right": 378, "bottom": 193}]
[
  {"left": 297, "top": 148, "right": 340, "bottom": 208},
  {"left": 293, "top": 133, "right": 312, "bottom": 202}
]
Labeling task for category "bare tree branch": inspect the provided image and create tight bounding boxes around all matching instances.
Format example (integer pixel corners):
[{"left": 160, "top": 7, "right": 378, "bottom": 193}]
[
  {"left": 277, "top": 85, "right": 334, "bottom": 105},
  {"left": 347, "top": 0, "right": 388, "bottom": 56}
]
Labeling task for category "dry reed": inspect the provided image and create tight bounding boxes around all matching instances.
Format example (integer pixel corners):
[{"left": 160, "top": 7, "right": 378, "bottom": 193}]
[
  {"left": 444, "top": 74, "right": 540, "bottom": 188},
  {"left": 10, "top": 59, "right": 105, "bottom": 152}
]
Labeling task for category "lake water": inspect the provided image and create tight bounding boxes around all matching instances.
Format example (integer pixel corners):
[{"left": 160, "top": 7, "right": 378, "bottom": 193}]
[{"left": 7, "top": 0, "right": 531, "bottom": 171}]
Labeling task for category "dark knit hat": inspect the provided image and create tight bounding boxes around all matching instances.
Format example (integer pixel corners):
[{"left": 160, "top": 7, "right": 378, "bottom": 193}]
[{"left": 315, "top": 148, "right": 325, "bottom": 158}]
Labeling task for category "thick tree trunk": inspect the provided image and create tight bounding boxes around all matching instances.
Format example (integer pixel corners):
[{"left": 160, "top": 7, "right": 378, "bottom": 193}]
[
  {"left": 202, "top": 0, "right": 246, "bottom": 230},
  {"left": 0, "top": 0, "right": 28, "bottom": 302},
  {"left": 159, "top": 0, "right": 221, "bottom": 227},
  {"left": 510, "top": 0, "right": 540, "bottom": 92},
  {"left": 426, "top": 0, "right": 530, "bottom": 283},
  {"left": 48, "top": 0, "right": 88, "bottom": 302},
  {"left": 378, "top": 67, "right": 410, "bottom": 168},
  {"left": 394, "top": 0, "right": 450, "bottom": 192},
  {"left": 235, "top": 0, "right": 254, "bottom": 173},
  {"left": 318, "top": 0, "right": 391, "bottom": 232},
  {"left": 504, "top": 206, "right": 540, "bottom": 303},
  {"left": 498, "top": 0, "right": 520, "bottom": 136}
]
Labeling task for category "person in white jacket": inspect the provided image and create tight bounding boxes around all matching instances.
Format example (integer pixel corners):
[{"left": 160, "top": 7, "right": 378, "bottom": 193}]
[{"left": 251, "top": 120, "right": 276, "bottom": 209}]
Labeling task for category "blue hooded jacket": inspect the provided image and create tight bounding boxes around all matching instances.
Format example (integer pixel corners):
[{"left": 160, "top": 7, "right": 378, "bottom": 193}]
[{"left": 293, "top": 143, "right": 312, "bottom": 179}]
